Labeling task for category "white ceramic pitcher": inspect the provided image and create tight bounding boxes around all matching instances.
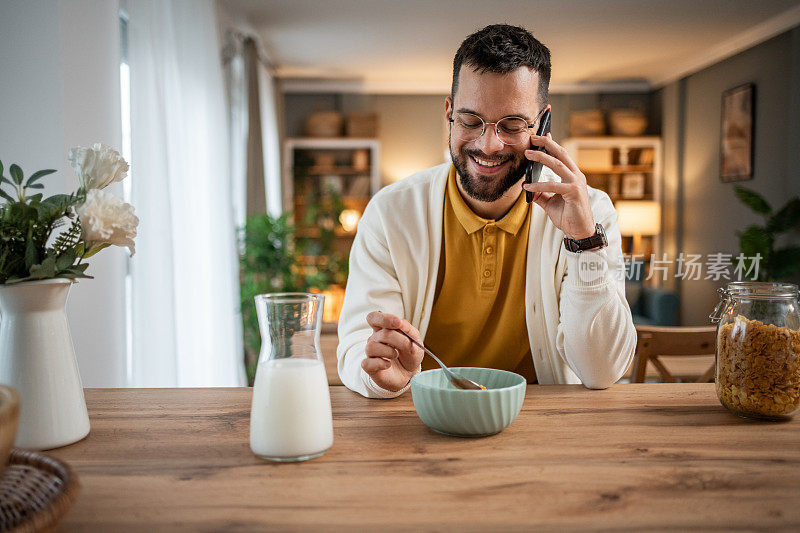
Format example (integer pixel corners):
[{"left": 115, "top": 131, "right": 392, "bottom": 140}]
[{"left": 0, "top": 278, "right": 90, "bottom": 449}]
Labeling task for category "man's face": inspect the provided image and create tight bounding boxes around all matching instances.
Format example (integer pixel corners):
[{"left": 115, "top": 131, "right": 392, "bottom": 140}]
[{"left": 446, "top": 66, "right": 543, "bottom": 203}]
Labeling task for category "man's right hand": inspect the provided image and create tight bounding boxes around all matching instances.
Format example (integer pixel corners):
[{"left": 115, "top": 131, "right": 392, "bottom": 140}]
[{"left": 362, "top": 311, "right": 424, "bottom": 392}]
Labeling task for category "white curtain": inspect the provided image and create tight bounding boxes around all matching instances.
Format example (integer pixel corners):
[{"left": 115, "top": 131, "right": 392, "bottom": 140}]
[
  {"left": 258, "top": 60, "right": 283, "bottom": 217},
  {"left": 127, "top": 0, "right": 246, "bottom": 386},
  {"left": 224, "top": 33, "right": 283, "bottom": 223},
  {"left": 224, "top": 33, "right": 248, "bottom": 233}
]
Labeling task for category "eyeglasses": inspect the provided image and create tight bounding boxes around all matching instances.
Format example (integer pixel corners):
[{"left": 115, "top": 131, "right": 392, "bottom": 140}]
[{"left": 447, "top": 107, "right": 547, "bottom": 146}]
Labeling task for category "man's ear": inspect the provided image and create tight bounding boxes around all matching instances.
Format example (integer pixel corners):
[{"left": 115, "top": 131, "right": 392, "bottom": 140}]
[{"left": 444, "top": 96, "right": 453, "bottom": 120}]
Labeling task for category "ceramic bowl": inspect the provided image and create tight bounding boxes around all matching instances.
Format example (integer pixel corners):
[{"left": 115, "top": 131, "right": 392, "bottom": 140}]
[
  {"left": 411, "top": 368, "right": 526, "bottom": 437},
  {"left": 0, "top": 385, "right": 20, "bottom": 475}
]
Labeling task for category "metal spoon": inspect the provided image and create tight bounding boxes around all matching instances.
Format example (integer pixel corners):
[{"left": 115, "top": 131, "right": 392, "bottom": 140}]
[{"left": 394, "top": 328, "right": 486, "bottom": 390}]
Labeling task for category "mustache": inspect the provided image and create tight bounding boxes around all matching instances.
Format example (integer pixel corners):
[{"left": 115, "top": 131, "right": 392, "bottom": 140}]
[{"left": 463, "top": 150, "right": 512, "bottom": 163}]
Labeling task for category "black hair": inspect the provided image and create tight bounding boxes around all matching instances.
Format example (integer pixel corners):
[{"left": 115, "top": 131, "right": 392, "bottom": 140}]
[{"left": 451, "top": 24, "right": 551, "bottom": 105}]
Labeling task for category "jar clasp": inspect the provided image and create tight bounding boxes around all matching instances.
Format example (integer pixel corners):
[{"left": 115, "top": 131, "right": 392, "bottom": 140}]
[{"left": 709, "top": 287, "right": 730, "bottom": 324}]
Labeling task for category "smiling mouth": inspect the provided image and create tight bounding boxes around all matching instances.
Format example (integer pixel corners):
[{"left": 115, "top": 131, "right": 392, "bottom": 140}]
[{"left": 470, "top": 155, "right": 507, "bottom": 168}]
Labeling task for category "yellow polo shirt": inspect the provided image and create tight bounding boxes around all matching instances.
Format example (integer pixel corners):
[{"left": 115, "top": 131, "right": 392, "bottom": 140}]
[{"left": 423, "top": 166, "right": 536, "bottom": 382}]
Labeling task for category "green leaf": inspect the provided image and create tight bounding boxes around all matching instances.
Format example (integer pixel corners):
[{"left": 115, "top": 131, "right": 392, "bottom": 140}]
[
  {"left": 734, "top": 186, "right": 772, "bottom": 215},
  {"left": 768, "top": 247, "right": 800, "bottom": 280},
  {"left": 767, "top": 197, "right": 800, "bottom": 234},
  {"left": 737, "top": 225, "right": 772, "bottom": 259},
  {"left": 28, "top": 256, "right": 57, "bottom": 279},
  {"left": 25, "top": 169, "right": 56, "bottom": 187},
  {"left": 9, "top": 164, "right": 23, "bottom": 185},
  {"left": 24, "top": 239, "right": 40, "bottom": 270},
  {"left": 83, "top": 243, "right": 110, "bottom": 258},
  {"left": 56, "top": 269, "right": 93, "bottom": 280},
  {"left": 26, "top": 193, "right": 43, "bottom": 204},
  {"left": 35, "top": 193, "right": 77, "bottom": 219},
  {"left": 0, "top": 189, "right": 15, "bottom": 203},
  {"left": 56, "top": 272, "right": 92, "bottom": 280},
  {"left": 0, "top": 177, "right": 12, "bottom": 186},
  {"left": 55, "top": 246, "right": 77, "bottom": 270},
  {"left": 26, "top": 183, "right": 45, "bottom": 190},
  {"left": 4, "top": 277, "right": 31, "bottom": 284},
  {"left": 39, "top": 194, "right": 78, "bottom": 212},
  {"left": 0, "top": 160, "right": 3, "bottom": 178},
  {"left": 40, "top": 193, "right": 77, "bottom": 206}
]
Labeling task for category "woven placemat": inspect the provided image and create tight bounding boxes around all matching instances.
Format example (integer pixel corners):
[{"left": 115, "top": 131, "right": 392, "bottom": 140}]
[{"left": 0, "top": 449, "right": 79, "bottom": 532}]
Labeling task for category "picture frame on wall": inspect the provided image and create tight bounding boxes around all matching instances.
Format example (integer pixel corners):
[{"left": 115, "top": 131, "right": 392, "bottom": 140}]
[
  {"left": 720, "top": 83, "right": 755, "bottom": 182},
  {"left": 621, "top": 173, "right": 646, "bottom": 199}
]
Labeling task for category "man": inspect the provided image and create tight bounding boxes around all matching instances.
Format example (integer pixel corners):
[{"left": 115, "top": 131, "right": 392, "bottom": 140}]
[{"left": 337, "top": 24, "right": 636, "bottom": 398}]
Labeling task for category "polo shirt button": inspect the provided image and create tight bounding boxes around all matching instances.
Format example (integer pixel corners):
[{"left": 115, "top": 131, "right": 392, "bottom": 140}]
[
  {"left": 483, "top": 270, "right": 491, "bottom": 278},
  {"left": 485, "top": 246, "right": 494, "bottom": 254},
  {"left": 485, "top": 226, "right": 495, "bottom": 234}
]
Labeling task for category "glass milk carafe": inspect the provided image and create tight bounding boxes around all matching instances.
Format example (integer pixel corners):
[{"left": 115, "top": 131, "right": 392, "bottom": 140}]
[
  {"left": 710, "top": 282, "right": 800, "bottom": 421},
  {"left": 250, "top": 293, "right": 333, "bottom": 462}
]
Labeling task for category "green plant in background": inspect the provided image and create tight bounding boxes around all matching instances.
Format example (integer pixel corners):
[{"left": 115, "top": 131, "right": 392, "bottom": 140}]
[
  {"left": 239, "top": 210, "right": 349, "bottom": 384},
  {"left": 296, "top": 182, "right": 349, "bottom": 288},
  {"left": 239, "top": 213, "right": 300, "bottom": 382},
  {"left": 734, "top": 186, "right": 800, "bottom": 281}
]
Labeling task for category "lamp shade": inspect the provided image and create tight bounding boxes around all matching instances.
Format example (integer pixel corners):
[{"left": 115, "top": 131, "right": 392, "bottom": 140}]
[{"left": 616, "top": 201, "right": 661, "bottom": 236}]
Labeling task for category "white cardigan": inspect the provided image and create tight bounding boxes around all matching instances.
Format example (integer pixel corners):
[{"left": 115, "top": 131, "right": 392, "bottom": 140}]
[{"left": 336, "top": 163, "right": 636, "bottom": 398}]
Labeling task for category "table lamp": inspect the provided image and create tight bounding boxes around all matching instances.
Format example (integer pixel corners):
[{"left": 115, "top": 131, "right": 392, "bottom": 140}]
[{"left": 615, "top": 200, "right": 661, "bottom": 256}]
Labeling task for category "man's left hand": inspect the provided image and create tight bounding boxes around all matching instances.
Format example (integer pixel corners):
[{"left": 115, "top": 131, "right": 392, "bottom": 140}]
[{"left": 523, "top": 133, "right": 596, "bottom": 240}]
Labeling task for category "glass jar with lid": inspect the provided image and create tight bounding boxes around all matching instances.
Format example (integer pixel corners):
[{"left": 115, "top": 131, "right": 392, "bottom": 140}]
[{"left": 710, "top": 282, "right": 800, "bottom": 420}]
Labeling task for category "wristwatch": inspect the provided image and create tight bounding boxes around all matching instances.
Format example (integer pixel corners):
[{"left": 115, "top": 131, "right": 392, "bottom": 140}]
[{"left": 563, "top": 223, "right": 608, "bottom": 253}]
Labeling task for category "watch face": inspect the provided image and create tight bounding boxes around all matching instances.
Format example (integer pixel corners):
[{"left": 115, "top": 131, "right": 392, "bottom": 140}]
[{"left": 564, "top": 224, "right": 607, "bottom": 252}]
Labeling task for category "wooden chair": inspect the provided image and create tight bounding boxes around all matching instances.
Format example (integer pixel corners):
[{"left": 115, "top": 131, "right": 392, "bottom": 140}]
[{"left": 630, "top": 325, "right": 717, "bottom": 383}]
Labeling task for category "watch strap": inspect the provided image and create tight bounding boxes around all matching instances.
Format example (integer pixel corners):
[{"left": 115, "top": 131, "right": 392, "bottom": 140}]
[{"left": 563, "top": 223, "right": 608, "bottom": 253}]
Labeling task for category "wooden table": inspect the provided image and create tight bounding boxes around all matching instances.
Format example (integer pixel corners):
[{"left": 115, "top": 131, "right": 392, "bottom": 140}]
[{"left": 48, "top": 385, "right": 799, "bottom": 531}]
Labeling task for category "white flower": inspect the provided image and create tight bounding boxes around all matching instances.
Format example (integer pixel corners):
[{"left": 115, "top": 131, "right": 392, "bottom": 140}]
[
  {"left": 76, "top": 189, "right": 139, "bottom": 256},
  {"left": 68, "top": 143, "right": 129, "bottom": 190}
]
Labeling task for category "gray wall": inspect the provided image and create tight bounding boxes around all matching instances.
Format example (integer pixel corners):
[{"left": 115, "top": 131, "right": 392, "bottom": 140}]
[{"left": 663, "top": 27, "right": 800, "bottom": 325}]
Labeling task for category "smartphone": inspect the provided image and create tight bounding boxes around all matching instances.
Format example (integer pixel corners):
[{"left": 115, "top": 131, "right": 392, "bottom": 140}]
[{"left": 525, "top": 109, "right": 551, "bottom": 203}]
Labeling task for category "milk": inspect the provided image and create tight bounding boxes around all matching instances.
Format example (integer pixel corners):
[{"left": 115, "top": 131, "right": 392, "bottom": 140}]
[{"left": 250, "top": 358, "right": 333, "bottom": 461}]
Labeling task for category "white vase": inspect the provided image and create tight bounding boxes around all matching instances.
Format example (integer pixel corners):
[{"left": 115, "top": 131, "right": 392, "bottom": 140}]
[{"left": 0, "top": 278, "right": 90, "bottom": 449}]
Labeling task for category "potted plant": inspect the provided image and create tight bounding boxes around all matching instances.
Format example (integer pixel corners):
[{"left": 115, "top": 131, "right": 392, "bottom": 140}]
[
  {"left": 734, "top": 186, "right": 800, "bottom": 281},
  {"left": 0, "top": 144, "right": 138, "bottom": 449}
]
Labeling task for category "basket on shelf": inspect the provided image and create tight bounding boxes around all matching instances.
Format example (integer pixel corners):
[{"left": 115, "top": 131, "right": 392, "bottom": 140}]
[
  {"left": 568, "top": 109, "right": 605, "bottom": 137},
  {"left": 305, "top": 111, "right": 343, "bottom": 138},
  {"left": 608, "top": 109, "right": 648, "bottom": 136},
  {"left": 345, "top": 113, "right": 378, "bottom": 138}
]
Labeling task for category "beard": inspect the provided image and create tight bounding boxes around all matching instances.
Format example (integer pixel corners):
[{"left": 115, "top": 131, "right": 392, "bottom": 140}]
[{"left": 449, "top": 137, "right": 527, "bottom": 203}]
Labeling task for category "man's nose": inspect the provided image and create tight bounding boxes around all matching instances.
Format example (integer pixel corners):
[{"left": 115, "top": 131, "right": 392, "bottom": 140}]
[{"left": 474, "top": 125, "right": 505, "bottom": 154}]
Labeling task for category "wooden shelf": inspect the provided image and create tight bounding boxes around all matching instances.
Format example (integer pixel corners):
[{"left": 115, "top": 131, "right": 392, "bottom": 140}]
[
  {"left": 293, "top": 195, "right": 370, "bottom": 206},
  {"left": 284, "top": 138, "right": 381, "bottom": 297},
  {"left": 609, "top": 194, "right": 655, "bottom": 202},
  {"left": 564, "top": 136, "right": 663, "bottom": 287},
  {"left": 303, "top": 166, "right": 372, "bottom": 176},
  {"left": 583, "top": 165, "right": 654, "bottom": 174},
  {"left": 296, "top": 227, "right": 357, "bottom": 239}
]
